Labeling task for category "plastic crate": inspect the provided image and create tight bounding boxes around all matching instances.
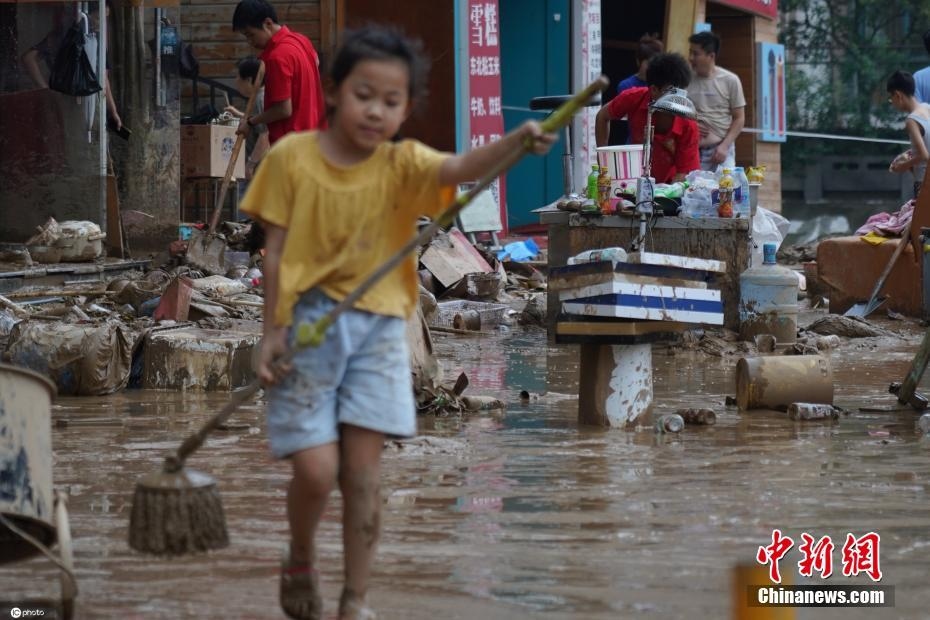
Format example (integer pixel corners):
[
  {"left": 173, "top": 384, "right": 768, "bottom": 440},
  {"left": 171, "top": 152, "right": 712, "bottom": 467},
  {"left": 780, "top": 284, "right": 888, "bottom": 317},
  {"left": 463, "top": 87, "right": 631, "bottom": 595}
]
[{"left": 432, "top": 300, "right": 510, "bottom": 330}]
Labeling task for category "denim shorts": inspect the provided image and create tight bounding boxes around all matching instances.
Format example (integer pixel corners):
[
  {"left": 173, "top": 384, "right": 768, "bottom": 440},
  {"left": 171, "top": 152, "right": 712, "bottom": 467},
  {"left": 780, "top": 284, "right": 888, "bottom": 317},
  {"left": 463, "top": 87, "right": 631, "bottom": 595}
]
[{"left": 266, "top": 289, "right": 417, "bottom": 459}]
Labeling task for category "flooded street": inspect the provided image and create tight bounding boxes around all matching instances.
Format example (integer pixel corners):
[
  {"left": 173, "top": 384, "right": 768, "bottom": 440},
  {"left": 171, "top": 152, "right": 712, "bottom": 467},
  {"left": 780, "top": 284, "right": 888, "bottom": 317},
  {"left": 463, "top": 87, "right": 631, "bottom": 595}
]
[{"left": 2, "top": 321, "right": 930, "bottom": 619}]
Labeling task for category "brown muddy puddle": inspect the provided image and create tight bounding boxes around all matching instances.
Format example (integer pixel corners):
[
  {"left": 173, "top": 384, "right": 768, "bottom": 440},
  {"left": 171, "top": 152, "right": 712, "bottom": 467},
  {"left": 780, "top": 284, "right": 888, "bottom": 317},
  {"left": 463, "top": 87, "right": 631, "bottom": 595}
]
[{"left": 2, "top": 320, "right": 930, "bottom": 619}]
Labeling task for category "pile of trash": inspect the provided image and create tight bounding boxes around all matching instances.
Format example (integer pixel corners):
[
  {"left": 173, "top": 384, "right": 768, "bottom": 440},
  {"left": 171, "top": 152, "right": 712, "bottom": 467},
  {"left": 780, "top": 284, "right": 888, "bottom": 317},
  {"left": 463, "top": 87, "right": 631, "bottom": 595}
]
[
  {"left": 0, "top": 247, "right": 266, "bottom": 395},
  {"left": 1, "top": 220, "right": 536, "bottom": 413},
  {"left": 416, "top": 229, "right": 548, "bottom": 331}
]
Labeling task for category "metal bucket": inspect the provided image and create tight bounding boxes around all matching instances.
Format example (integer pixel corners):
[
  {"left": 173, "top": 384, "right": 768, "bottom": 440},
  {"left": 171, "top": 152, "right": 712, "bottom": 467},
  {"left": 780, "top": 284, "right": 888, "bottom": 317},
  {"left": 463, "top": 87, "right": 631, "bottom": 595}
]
[
  {"left": 0, "top": 362, "right": 57, "bottom": 564},
  {"left": 735, "top": 356, "right": 834, "bottom": 411}
]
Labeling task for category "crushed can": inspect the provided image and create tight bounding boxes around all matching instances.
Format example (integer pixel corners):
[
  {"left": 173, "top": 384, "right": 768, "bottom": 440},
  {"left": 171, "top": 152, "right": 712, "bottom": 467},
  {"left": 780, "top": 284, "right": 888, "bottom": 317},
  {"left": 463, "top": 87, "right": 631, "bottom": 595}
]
[
  {"left": 654, "top": 414, "right": 684, "bottom": 433},
  {"left": 676, "top": 408, "right": 717, "bottom": 425},
  {"left": 787, "top": 402, "right": 839, "bottom": 421}
]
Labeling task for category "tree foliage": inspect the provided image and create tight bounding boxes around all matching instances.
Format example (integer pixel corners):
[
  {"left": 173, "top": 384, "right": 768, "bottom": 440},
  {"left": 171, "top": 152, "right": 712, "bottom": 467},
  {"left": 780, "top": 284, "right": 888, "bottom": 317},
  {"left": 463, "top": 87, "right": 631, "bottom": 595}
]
[{"left": 779, "top": 0, "right": 930, "bottom": 163}]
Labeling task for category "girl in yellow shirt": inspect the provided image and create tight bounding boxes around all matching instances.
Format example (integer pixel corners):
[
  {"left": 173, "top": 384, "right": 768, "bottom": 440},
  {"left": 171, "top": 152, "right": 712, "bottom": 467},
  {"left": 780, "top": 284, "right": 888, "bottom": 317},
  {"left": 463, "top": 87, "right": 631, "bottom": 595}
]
[{"left": 240, "top": 25, "right": 555, "bottom": 620}]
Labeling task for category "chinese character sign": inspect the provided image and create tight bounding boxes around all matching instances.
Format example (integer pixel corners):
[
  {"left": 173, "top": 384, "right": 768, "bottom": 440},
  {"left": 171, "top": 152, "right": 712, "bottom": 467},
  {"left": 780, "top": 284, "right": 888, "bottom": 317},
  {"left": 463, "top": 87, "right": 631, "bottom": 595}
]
[
  {"left": 757, "top": 530, "right": 883, "bottom": 584},
  {"left": 468, "top": 0, "right": 506, "bottom": 228},
  {"left": 576, "top": 0, "right": 602, "bottom": 185},
  {"left": 757, "top": 42, "right": 786, "bottom": 142}
]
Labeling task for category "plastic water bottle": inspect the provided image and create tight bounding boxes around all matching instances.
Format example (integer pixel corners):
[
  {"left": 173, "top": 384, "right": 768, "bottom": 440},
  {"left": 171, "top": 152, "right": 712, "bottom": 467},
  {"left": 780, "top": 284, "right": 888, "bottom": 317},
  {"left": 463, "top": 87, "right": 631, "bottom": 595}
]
[
  {"left": 733, "top": 166, "right": 751, "bottom": 218},
  {"left": 587, "top": 164, "right": 600, "bottom": 200}
]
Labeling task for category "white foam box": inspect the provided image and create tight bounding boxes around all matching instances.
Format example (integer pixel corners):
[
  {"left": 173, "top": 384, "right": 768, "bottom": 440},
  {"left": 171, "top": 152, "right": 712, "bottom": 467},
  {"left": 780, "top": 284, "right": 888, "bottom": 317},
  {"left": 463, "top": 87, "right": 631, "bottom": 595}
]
[{"left": 551, "top": 252, "right": 726, "bottom": 325}]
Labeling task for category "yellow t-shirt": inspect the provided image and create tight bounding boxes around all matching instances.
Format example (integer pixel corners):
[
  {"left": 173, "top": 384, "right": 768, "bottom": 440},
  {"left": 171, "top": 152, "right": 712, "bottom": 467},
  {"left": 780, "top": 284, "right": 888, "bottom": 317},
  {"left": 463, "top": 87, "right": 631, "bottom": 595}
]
[{"left": 240, "top": 131, "right": 453, "bottom": 326}]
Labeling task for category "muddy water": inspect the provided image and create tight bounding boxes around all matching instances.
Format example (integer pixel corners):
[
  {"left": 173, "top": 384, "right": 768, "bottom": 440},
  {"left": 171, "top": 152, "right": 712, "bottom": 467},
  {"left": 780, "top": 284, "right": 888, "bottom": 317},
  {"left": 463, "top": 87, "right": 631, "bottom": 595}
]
[{"left": 2, "top": 323, "right": 930, "bottom": 619}]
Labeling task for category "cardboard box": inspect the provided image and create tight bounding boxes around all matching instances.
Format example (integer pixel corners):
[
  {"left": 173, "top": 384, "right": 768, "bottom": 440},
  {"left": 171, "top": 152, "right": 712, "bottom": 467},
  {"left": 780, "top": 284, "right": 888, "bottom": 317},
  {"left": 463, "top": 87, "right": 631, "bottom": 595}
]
[{"left": 181, "top": 124, "right": 245, "bottom": 179}]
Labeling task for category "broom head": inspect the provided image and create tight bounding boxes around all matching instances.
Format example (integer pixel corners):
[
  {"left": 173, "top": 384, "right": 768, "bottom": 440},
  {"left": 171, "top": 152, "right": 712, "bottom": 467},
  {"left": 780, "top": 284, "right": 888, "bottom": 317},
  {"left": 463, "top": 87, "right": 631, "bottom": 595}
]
[{"left": 129, "top": 467, "right": 229, "bottom": 555}]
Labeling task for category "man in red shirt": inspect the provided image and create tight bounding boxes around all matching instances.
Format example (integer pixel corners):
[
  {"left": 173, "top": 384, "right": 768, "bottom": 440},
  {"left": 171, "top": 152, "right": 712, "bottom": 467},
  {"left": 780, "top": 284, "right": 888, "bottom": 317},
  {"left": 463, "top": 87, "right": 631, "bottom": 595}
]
[
  {"left": 233, "top": 0, "right": 326, "bottom": 143},
  {"left": 595, "top": 53, "right": 699, "bottom": 183}
]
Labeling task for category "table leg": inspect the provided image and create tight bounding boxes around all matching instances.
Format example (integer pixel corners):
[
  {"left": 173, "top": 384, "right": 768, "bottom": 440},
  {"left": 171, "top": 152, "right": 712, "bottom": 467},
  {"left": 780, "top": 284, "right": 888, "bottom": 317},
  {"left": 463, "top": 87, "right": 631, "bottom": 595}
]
[{"left": 578, "top": 343, "right": 653, "bottom": 428}]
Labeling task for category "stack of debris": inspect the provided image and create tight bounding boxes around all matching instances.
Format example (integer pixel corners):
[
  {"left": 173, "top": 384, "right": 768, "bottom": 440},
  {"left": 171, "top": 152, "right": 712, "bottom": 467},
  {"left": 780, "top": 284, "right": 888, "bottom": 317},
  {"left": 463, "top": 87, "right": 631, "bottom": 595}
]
[
  {"left": 1, "top": 219, "right": 536, "bottom": 413},
  {"left": 417, "top": 229, "right": 547, "bottom": 331}
]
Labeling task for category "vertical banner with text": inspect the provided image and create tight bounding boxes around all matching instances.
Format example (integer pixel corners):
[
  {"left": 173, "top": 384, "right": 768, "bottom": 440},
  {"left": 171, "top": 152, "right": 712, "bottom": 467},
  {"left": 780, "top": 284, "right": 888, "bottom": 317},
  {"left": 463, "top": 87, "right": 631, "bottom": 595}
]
[
  {"left": 467, "top": 0, "right": 507, "bottom": 231},
  {"left": 757, "top": 42, "right": 787, "bottom": 142},
  {"left": 575, "top": 0, "right": 602, "bottom": 188}
]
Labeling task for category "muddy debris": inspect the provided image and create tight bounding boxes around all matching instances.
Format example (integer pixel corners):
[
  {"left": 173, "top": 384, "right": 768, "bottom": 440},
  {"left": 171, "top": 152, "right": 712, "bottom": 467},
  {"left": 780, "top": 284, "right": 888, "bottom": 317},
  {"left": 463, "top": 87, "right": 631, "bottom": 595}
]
[
  {"left": 676, "top": 408, "right": 717, "bottom": 425},
  {"left": 806, "top": 315, "right": 894, "bottom": 338},
  {"left": 385, "top": 435, "right": 470, "bottom": 456},
  {"left": 777, "top": 243, "right": 818, "bottom": 265},
  {"left": 517, "top": 295, "right": 547, "bottom": 327}
]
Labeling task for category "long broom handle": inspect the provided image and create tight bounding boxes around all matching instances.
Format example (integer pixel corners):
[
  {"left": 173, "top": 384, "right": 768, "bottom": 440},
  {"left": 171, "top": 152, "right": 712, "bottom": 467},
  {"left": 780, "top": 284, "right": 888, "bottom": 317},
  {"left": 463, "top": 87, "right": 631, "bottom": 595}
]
[
  {"left": 863, "top": 219, "right": 911, "bottom": 305},
  {"left": 165, "top": 76, "right": 609, "bottom": 472},
  {"left": 295, "top": 75, "right": 610, "bottom": 348},
  {"left": 207, "top": 62, "right": 266, "bottom": 236}
]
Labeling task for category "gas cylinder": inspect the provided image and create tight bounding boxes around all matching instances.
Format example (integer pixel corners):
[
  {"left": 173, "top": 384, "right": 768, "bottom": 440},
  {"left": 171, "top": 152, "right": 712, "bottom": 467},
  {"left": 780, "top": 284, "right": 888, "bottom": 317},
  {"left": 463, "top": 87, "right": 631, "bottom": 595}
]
[{"left": 738, "top": 243, "right": 799, "bottom": 344}]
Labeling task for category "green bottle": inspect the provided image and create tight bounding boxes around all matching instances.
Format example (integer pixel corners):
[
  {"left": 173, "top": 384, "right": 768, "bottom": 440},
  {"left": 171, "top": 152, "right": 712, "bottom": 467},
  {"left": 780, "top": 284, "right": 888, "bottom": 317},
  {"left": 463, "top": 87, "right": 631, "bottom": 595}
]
[{"left": 587, "top": 164, "right": 600, "bottom": 199}]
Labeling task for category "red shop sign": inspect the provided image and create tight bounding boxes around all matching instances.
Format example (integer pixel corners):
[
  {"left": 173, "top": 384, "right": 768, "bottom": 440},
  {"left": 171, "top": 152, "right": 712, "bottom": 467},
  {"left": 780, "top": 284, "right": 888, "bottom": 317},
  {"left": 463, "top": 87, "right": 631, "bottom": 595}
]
[
  {"left": 713, "top": 0, "right": 777, "bottom": 20},
  {"left": 467, "top": 0, "right": 507, "bottom": 229}
]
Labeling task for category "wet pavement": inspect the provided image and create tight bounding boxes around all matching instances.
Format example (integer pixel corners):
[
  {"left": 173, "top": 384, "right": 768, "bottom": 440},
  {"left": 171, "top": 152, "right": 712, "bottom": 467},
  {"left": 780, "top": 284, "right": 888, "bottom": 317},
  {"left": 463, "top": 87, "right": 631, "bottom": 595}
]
[{"left": 2, "top": 318, "right": 930, "bottom": 619}]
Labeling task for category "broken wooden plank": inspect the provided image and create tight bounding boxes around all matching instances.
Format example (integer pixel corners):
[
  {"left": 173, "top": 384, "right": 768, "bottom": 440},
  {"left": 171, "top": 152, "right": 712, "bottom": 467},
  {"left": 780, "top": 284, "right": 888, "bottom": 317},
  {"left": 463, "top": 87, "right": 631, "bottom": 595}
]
[{"left": 419, "top": 229, "right": 492, "bottom": 288}]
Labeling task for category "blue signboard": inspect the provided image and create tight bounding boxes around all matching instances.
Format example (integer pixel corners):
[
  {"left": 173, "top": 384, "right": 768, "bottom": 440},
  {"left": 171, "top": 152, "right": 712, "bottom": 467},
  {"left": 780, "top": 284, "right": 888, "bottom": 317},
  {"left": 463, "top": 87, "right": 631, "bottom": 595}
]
[{"left": 758, "top": 42, "right": 787, "bottom": 142}]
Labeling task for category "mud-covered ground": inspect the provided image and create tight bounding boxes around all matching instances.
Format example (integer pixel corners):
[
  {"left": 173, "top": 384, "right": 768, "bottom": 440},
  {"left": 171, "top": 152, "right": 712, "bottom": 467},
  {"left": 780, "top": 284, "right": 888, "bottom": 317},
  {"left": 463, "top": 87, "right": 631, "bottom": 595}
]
[{"left": 2, "top": 310, "right": 929, "bottom": 619}]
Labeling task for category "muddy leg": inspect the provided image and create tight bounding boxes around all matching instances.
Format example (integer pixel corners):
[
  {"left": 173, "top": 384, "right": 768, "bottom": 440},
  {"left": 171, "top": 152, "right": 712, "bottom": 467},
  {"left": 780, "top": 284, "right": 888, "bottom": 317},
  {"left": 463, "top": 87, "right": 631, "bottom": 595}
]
[
  {"left": 338, "top": 424, "right": 384, "bottom": 613},
  {"left": 289, "top": 443, "right": 339, "bottom": 563}
]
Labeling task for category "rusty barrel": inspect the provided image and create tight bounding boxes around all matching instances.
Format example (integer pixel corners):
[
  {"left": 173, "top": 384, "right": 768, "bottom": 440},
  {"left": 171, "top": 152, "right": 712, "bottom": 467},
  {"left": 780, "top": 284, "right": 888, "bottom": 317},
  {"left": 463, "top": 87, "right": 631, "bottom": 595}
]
[
  {"left": 735, "top": 356, "right": 833, "bottom": 411},
  {"left": 0, "top": 363, "right": 57, "bottom": 564}
]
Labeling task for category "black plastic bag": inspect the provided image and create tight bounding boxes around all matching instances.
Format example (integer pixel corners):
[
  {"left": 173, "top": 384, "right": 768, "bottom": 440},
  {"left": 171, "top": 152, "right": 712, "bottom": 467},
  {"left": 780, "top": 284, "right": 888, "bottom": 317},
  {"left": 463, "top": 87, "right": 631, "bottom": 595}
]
[
  {"left": 181, "top": 103, "right": 219, "bottom": 125},
  {"left": 179, "top": 42, "right": 199, "bottom": 79},
  {"left": 49, "top": 21, "right": 102, "bottom": 97}
]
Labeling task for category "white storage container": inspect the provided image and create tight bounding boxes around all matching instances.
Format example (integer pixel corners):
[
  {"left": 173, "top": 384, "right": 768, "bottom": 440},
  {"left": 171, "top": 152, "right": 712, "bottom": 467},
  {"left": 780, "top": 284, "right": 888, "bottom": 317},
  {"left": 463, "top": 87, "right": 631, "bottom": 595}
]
[{"left": 56, "top": 221, "right": 105, "bottom": 262}]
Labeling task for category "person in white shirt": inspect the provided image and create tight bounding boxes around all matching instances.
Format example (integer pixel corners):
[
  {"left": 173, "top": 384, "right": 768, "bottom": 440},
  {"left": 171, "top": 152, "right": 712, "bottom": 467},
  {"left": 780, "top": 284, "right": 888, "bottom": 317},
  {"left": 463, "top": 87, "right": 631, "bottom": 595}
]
[{"left": 687, "top": 31, "right": 745, "bottom": 171}]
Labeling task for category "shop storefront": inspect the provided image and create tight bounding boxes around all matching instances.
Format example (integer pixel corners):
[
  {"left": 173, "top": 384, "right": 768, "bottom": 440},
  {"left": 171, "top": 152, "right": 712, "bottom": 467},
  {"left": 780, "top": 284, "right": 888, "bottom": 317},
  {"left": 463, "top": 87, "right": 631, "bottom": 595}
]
[{"left": 0, "top": 0, "right": 181, "bottom": 255}]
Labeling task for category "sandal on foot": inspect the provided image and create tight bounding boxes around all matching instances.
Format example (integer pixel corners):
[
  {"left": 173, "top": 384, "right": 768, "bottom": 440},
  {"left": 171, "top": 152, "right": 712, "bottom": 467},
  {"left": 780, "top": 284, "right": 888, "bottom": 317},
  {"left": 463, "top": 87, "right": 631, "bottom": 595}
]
[
  {"left": 338, "top": 589, "right": 376, "bottom": 620},
  {"left": 280, "top": 552, "right": 322, "bottom": 620}
]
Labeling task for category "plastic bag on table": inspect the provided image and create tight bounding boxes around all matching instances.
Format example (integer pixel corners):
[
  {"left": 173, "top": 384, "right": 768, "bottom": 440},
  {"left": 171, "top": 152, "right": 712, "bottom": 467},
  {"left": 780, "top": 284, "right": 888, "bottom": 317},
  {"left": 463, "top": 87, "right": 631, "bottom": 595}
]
[
  {"left": 750, "top": 207, "right": 791, "bottom": 266},
  {"left": 681, "top": 170, "right": 718, "bottom": 218}
]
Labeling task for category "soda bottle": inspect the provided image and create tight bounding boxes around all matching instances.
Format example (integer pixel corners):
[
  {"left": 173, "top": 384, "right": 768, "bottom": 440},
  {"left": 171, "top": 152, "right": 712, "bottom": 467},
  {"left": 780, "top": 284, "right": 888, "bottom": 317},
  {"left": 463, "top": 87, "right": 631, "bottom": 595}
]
[
  {"left": 587, "top": 164, "right": 600, "bottom": 200},
  {"left": 654, "top": 414, "right": 684, "bottom": 433},
  {"left": 717, "top": 168, "right": 734, "bottom": 218},
  {"left": 598, "top": 166, "right": 612, "bottom": 213},
  {"left": 787, "top": 403, "right": 838, "bottom": 421}
]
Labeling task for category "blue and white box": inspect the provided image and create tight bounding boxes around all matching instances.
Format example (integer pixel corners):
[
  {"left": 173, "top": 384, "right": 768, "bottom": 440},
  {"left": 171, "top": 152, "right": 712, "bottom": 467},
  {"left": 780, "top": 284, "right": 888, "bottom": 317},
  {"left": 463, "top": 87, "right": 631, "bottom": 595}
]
[{"left": 551, "top": 251, "right": 726, "bottom": 326}]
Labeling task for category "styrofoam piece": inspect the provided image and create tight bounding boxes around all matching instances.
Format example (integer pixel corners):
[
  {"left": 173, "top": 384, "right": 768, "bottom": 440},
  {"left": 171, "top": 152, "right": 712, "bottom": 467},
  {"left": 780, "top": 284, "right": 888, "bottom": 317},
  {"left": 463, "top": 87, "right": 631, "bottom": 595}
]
[{"left": 626, "top": 251, "right": 727, "bottom": 273}]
